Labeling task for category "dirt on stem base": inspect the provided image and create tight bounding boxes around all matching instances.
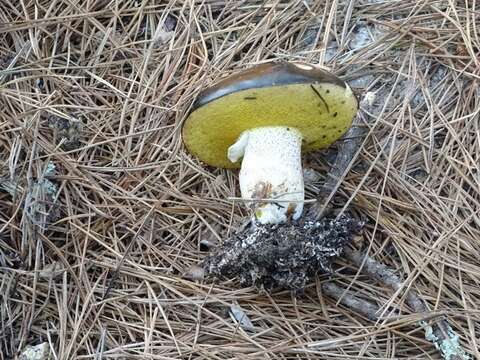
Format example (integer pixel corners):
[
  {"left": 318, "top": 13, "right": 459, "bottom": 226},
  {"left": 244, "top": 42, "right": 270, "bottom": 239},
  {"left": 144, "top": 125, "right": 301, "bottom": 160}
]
[{"left": 202, "top": 214, "right": 364, "bottom": 291}]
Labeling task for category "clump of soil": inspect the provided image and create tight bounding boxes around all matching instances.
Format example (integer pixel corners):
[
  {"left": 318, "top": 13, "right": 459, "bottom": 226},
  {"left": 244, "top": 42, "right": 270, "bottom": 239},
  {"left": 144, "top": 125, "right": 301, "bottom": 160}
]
[{"left": 202, "top": 214, "right": 364, "bottom": 290}]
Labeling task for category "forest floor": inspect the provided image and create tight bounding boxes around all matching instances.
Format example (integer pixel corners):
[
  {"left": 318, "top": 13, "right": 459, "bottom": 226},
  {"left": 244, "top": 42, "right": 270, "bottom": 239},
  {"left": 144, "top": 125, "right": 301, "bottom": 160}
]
[{"left": 1, "top": 1, "right": 479, "bottom": 359}]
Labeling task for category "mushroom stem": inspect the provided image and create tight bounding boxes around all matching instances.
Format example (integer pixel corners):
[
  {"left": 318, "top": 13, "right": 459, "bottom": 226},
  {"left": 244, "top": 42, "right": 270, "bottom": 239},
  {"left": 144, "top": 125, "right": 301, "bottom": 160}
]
[{"left": 228, "top": 126, "right": 304, "bottom": 224}]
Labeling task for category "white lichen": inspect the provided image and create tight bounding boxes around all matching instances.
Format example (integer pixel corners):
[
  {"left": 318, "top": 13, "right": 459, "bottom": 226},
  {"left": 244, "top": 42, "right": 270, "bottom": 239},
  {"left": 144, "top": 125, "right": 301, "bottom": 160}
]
[
  {"left": 19, "top": 343, "right": 51, "bottom": 360},
  {"left": 423, "top": 321, "right": 471, "bottom": 360}
]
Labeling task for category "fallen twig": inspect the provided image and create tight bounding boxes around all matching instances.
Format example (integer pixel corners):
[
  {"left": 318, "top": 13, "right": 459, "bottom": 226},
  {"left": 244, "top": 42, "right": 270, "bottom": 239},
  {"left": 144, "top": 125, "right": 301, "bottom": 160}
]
[
  {"left": 321, "top": 282, "right": 380, "bottom": 321},
  {"left": 317, "top": 93, "right": 470, "bottom": 359},
  {"left": 344, "top": 248, "right": 470, "bottom": 360},
  {"left": 308, "top": 123, "right": 367, "bottom": 220},
  {"left": 308, "top": 92, "right": 370, "bottom": 220}
]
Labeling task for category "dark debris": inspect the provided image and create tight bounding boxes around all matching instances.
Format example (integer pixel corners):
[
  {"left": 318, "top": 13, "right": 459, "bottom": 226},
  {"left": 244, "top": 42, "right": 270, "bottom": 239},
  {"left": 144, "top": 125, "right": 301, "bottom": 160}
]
[
  {"left": 47, "top": 114, "right": 83, "bottom": 150},
  {"left": 202, "top": 214, "right": 364, "bottom": 291}
]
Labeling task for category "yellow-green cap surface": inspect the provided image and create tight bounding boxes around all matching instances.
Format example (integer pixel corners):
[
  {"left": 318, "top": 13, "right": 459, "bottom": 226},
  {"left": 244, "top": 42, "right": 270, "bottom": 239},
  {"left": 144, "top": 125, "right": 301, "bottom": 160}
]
[{"left": 182, "top": 62, "right": 358, "bottom": 168}]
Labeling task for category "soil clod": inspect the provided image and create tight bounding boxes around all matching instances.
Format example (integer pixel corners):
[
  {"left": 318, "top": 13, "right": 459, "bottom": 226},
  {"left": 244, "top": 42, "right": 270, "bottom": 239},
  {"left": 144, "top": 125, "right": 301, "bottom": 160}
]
[{"left": 202, "top": 214, "right": 363, "bottom": 290}]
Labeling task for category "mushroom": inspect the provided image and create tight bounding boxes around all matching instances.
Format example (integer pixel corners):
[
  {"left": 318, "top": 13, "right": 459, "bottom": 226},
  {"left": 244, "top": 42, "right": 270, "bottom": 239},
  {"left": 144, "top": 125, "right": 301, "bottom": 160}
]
[{"left": 182, "top": 61, "right": 358, "bottom": 224}]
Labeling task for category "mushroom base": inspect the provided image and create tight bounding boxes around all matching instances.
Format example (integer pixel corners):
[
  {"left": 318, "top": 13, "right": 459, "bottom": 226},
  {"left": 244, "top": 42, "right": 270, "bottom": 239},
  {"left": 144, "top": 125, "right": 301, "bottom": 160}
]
[{"left": 201, "top": 214, "right": 363, "bottom": 290}]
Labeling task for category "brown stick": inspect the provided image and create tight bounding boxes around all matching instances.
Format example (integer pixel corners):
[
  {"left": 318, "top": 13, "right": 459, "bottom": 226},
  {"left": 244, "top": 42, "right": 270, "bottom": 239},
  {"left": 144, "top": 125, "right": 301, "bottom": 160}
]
[
  {"left": 308, "top": 123, "right": 367, "bottom": 220},
  {"left": 315, "top": 94, "right": 470, "bottom": 359},
  {"left": 321, "top": 282, "right": 380, "bottom": 321},
  {"left": 343, "top": 248, "right": 470, "bottom": 360}
]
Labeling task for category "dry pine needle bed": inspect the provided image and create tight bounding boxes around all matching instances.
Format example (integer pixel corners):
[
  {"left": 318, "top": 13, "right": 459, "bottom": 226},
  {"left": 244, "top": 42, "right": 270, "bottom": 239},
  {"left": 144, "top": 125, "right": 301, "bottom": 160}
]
[{"left": 1, "top": 1, "right": 479, "bottom": 359}]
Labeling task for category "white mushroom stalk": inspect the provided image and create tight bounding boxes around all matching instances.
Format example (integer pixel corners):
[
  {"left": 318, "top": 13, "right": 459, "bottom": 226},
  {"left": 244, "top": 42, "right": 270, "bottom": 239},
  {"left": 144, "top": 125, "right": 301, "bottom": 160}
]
[
  {"left": 183, "top": 62, "right": 359, "bottom": 224},
  {"left": 228, "top": 126, "right": 304, "bottom": 224}
]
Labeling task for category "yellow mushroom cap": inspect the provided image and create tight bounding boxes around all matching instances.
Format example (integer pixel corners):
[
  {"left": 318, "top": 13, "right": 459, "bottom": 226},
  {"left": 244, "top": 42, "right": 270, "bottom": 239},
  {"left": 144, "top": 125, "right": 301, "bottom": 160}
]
[{"left": 182, "top": 61, "right": 359, "bottom": 168}]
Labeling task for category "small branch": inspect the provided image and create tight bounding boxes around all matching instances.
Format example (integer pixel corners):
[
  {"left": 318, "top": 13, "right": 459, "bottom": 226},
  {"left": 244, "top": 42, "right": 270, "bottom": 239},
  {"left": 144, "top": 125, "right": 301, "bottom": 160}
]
[
  {"left": 344, "top": 248, "right": 470, "bottom": 360},
  {"left": 321, "top": 282, "right": 380, "bottom": 321},
  {"left": 319, "top": 124, "right": 366, "bottom": 201},
  {"left": 311, "top": 91, "right": 470, "bottom": 359},
  {"left": 308, "top": 96, "right": 370, "bottom": 220}
]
